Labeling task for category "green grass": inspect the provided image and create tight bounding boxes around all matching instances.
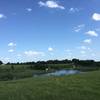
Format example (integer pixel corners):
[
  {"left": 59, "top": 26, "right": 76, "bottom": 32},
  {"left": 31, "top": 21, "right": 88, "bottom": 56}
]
[
  {"left": 0, "top": 64, "right": 74, "bottom": 81},
  {"left": 0, "top": 71, "right": 100, "bottom": 100},
  {"left": 0, "top": 65, "right": 48, "bottom": 80},
  {"left": 0, "top": 64, "right": 99, "bottom": 81}
]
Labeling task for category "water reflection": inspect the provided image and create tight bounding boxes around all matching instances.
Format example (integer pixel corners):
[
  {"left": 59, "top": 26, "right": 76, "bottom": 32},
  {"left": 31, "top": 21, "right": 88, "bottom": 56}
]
[
  {"left": 34, "top": 69, "right": 80, "bottom": 77},
  {"left": 45, "top": 70, "right": 80, "bottom": 76}
]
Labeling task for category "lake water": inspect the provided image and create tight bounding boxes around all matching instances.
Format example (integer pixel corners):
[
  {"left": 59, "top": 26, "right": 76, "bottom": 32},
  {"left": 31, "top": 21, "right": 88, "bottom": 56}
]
[{"left": 33, "top": 69, "right": 80, "bottom": 77}]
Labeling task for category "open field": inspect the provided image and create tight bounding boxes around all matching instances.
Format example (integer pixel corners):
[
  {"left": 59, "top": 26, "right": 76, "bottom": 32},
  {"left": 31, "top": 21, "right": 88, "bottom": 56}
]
[{"left": 0, "top": 70, "right": 100, "bottom": 100}]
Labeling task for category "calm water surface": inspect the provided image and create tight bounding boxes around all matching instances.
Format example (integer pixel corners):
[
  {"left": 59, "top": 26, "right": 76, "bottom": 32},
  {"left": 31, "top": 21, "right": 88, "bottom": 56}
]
[{"left": 33, "top": 69, "right": 80, "bottom": 77}]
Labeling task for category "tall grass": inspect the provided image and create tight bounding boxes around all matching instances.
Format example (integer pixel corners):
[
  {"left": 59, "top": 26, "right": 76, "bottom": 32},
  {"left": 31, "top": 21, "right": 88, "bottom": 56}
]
[{"left": 0, "top": 71, "right": 100, "bottom": 100}]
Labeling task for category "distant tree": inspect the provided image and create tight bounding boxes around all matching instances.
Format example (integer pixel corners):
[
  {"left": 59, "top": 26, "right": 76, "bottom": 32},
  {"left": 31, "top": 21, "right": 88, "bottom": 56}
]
[
  {"left": 61, "top": 59, "right": 72, "bottom": 64},
  {"left": 6, "top": 62, "right": 10, "bottom": 65},
  {"left": 72, "top": 59, "right": 79, "bottom": 68},
  {"left": 34, "top": 63, "right": 47, "bottom": 70},
  {"left": 0, "top": 60, "right": 3, "bottom": 65},
  {"left": 79, "top": 60, "right": 95, "bottom": 67},
  {"left": 37, "top": 61, "right": 46, "bottom": 64},
  {"left": 17, "top": 62, "right": 20, "bottom": 65}
]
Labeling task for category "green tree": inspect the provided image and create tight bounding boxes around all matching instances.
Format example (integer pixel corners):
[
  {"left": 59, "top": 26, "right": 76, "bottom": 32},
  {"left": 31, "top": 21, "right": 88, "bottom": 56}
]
[{"left": 0, "top": 60, "right": 3, "bottom": 65}]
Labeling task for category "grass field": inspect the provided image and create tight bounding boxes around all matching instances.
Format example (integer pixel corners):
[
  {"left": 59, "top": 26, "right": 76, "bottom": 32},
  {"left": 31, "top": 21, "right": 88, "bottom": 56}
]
[
  {"left": 0, "top": 64, "right": 99, "bottom": 81},
  {"left": 0, "top": 64, "right": 74, "bottom": 81},
  {"left": 0, "top": 70, "right": 100, "bottom": 100}
]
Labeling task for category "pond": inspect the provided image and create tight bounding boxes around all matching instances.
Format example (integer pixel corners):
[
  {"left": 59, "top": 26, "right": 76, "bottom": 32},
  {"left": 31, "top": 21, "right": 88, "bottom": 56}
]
[{"left": 33, "top": 69, "right": 80, "bottom": 77}]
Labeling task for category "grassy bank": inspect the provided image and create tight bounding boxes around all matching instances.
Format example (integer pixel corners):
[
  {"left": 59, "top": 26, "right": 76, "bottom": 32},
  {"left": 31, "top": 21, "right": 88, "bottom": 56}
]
[{"left": 0, "top": 71, "right": 100, "bottom": 100}]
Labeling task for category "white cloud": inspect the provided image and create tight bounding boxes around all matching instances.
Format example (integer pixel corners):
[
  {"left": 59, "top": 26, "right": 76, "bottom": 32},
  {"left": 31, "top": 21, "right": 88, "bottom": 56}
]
[
  {"left": 38, "top": 1, "right": 45, "bottom": 6},
  {"left": 0, "top": 57, "right": 11, "bottom": 63},
  {"left": 24, "top": 50, "right": 45, "bottom": 57},
  {"left": 69, "top": 8, "right": 79, "bottom": 13},
  {"left": 74, "top": 29, "right": 81, "bottom": 32},
  {"left": 83, "top": 39, "right": 92, "bottom": 44},
  {"left": 17, "top": 54, "right": 22, "bottom": 59},
  {"left": 85, "top": 31, "right": 98, "bottom": 37},
  {"left": 74, "top": 24, "right": 85, "bottom": 32},
  {"left": 92, "top": 13, "right": 100, "bottom": 21},
  {"left": 80, "top": 51, "right": 86, "bottom": 54},
  {"left": 26, "top": 8, "right": 32, "bottom": 12},
  {"left": 48, "top": 47, "right": 54, "bottom": 51},
  {"left": 38, "top": 1, "right": 65, "bottom": 10},
  {"left": 78, "top": 46, "right": 92, "bottom": 52},
  {"left": 0, "top": 14, "right": 6, "bottom": 19},
  {"left": 65, "top": 49, "right": 71, "bottom": 52},
  {"left": 80, "top": 46, "right": 87, "bottom": 50},
  {"left": 78, "top": 24, "right": 85, "bottom": 28},
  {"left": 8, "top": 42, "right": 16, "bottom": 47},
  {"left": 8, "top": 49, "right": 14, "bottom": 53}
]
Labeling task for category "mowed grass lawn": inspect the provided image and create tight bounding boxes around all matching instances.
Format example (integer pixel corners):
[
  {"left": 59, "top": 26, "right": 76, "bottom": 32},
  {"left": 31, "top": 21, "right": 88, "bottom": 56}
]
[{"left": 0, "top": 71, "right": 100, "bottom": 100}]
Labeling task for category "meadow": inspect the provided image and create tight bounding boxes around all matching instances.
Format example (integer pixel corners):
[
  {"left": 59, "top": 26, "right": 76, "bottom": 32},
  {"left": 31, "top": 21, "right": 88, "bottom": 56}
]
[
  {"left": 0, "top": 60, "right": 100, "bottom": 100},
  {"left": 0, "top": 63, "right": 99, "bottom": 81},
  {"left": 0, "top": 70, "right": 100, "bottom": 100},
  {"left": 0, "top": 64, "right": 73, "bottom": 80}
]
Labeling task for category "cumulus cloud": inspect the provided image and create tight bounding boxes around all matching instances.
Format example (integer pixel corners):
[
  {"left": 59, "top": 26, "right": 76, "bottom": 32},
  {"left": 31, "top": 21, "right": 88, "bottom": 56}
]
[
  {"left": 80, "top": 46, "right": 87, "bottom": 50},
  {"left": 38, "top": 1, "right": 65, "bottom": 10},
  {"left": 92, "top": 13, "right": 100, "bottom": 21},
  {"left": 0, "top": 14, "right": 6, "bottom": 19},
  {"left": 48, "top": 47, "right": 54, "bottom": 51},
  {"left": 26, "top": 8, "right": 32, "bottom": 12},
  {"left": 24, "top": 50, "right": 45, "bottom": 57},
  {"left": 74, "top": 24, "right": 85, "bottom": 32},
  {"left": 85, "top": 31, "right": 98, "bottom": 37},
  {"left": 8, "top": 49, "right": 14, "bottom": 53},
  {"left": 69, "top": 8, "right": 80, "bottom": 13},
  {"left": 83, "top": 39, "right": 92, "bottom": 44},
  {"left": 78, "top": 46, "right": 92, "bottom": 52},
  {"left": 8, "top": 42, "right": 16, "bottom": 47}
]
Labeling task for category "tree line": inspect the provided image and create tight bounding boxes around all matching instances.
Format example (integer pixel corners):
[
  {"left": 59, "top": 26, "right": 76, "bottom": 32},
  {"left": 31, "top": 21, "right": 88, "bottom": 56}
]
[{"left": 0, "top": 59, "right": 99, "bottom": 67}]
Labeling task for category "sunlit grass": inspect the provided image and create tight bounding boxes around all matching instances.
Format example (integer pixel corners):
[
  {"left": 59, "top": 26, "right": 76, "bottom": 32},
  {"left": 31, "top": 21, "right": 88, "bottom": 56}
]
[{"left": 0, "top": 71, "right": 100, "bottom": 100}]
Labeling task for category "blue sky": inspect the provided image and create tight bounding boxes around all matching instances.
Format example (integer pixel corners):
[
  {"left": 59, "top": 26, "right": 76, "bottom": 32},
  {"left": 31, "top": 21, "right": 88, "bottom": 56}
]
[{"left": 0, "top": 0, "right": 100, "bottom": 63}]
